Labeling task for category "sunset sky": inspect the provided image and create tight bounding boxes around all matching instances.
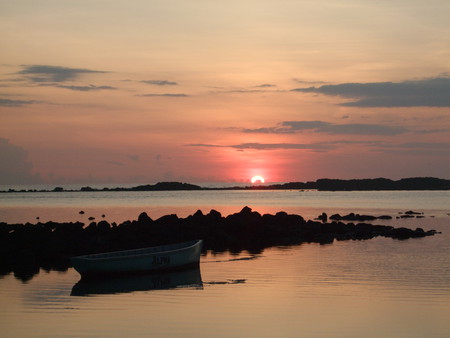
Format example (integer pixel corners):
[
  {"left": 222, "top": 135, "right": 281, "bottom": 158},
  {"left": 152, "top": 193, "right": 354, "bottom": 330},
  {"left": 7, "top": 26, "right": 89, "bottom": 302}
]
[{"left": 1, "top": 0, "right": 450, "bottom": 185}]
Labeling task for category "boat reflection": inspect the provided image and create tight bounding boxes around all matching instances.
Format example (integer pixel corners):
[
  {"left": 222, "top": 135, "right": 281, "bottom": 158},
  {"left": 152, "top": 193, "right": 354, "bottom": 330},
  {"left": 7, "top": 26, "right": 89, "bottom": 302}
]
[{"left": 71, "top": 267, "right": 203, "bottom": 296}]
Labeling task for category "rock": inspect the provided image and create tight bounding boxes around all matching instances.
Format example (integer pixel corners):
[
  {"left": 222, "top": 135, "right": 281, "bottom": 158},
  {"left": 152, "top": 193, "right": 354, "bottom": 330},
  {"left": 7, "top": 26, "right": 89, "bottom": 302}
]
[
  {"left": 207, "top": 209, "right": 222, "bottom": 220},
  {"left": 86, "top": 222, "right": 97, "bottom": 231},
  {"left": 193, "top": 209, "right": 204, "bottom": 218},
  {"left": 316, "top": 212, "right": 328, "bottom": 223},
  {"left": 390, "top": 227, "right": 414, "bottom": 239},
  {"left": 97, "top": 220, "right": 111, "bottom": 231},
  {"left": 330, "top": 213, "right": 342, "bottom": 220},
  {"left": 0, "top": 209, "right": 439, "bottom": 282},
  {"left": 240, "top": 206, "right": 253, "bottom": 215},
  {"left": 137, "top": 212, "right": 152, "bottom": 224},
  {"left": 405, "top": 210, "right": 423, "bottom": 215}
]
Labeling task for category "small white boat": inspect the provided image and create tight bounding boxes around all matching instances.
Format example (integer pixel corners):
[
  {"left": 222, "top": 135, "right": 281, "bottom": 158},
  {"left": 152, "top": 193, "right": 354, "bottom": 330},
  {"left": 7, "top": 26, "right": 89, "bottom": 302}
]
[{"left": 71, "top": 240, "right": 202, "bottom": 277}]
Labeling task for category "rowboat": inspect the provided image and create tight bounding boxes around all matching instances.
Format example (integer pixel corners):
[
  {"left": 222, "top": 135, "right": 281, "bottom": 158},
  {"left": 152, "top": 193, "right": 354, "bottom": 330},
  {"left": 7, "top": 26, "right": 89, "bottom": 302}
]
[{"left": 71, "top": 240, "right": 202, "bottom": 277}]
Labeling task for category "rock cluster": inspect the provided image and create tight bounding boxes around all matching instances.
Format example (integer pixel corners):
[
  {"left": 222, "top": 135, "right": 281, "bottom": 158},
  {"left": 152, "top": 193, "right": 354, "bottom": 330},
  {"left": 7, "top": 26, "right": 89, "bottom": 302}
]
[
  {"left": 0, "top": 206, "right": 438, "bottom": 281},
  {"left": 328, "top": 213, "right": 393, "bottom": 222}
]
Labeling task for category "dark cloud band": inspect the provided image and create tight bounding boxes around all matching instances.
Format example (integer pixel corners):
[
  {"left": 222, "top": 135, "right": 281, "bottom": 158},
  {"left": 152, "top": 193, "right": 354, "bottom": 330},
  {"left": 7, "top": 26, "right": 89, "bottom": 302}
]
[
  {"left": 56, "top": 84, "right": 116, "bottom": 91},
  {"left": 0, "top": 98, "right": 39, "bottom": 107},
  {"left": 139, "top": 93, "right": 188, "bottom": 97},
  {"left": 292, "top": 77, "right": 450, "bottom": 107},
  {"left": 244, "top": 120, "right": 408, "bottom": 135},
  {"left": 17, "top": 65, "right": 107, "bottom": 83},
  {"left": 187, "top": 142, "right": 333, "bottom": 151},
  {"left": 141, "top": 80, "right": 178, "bottom": 86}
]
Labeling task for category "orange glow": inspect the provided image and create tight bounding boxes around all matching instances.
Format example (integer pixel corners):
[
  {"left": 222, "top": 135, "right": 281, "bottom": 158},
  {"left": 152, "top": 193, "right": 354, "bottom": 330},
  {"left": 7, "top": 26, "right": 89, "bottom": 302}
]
[{"left": 251, "top": 175, "right": 265, "bottom": 184}]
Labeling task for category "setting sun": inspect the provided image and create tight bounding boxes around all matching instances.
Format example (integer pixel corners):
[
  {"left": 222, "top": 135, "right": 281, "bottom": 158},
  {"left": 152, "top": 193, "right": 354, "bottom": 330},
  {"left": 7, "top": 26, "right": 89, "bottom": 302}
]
[{"left": 251, "top": 175, "right": 265, "bottom": 184}]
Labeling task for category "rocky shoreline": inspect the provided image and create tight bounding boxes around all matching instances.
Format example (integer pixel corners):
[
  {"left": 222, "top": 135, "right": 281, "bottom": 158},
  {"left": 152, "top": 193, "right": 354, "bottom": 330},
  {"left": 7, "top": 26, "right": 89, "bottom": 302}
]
[{"left": 0, "top": 207, "right": 439, "bottom": 281}]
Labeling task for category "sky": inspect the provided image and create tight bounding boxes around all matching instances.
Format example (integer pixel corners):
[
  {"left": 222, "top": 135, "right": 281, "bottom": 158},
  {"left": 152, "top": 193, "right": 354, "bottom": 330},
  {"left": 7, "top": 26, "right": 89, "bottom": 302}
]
[{"left": 1, "top": 0, "right": 450, "bottom": 185}]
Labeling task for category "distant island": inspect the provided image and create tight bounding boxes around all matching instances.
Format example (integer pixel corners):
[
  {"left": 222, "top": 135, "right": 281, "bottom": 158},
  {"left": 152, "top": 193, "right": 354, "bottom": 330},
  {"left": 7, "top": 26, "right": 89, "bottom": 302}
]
[{"left": 2, "top": 177, "right": 450, "bottom": 193}]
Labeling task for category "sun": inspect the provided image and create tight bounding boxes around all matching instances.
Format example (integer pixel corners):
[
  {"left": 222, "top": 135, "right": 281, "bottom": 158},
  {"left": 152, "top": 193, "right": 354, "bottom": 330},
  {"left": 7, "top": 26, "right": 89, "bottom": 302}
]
[{"left": 251, "top": 175, "right": 265, "bottom": 184}]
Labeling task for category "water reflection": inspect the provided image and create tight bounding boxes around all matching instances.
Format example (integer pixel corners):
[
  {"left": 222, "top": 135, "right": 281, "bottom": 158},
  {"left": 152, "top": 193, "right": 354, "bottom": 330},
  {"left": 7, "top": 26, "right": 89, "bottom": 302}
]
[{"left": 71, "top": 267, "right": 203, "bottom": 296}]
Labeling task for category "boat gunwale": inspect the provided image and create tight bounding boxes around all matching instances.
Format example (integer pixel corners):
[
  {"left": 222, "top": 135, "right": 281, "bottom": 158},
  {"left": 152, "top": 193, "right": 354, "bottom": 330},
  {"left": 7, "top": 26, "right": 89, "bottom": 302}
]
[{"left": 72, "top": 240, "right": 202, "bottom": 262}]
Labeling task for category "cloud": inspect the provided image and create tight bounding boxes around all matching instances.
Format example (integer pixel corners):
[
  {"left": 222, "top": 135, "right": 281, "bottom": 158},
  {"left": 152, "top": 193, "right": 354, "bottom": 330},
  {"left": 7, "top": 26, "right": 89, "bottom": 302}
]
[
  {"left": 223, "top": 89, "right": 267, "bottom": 93},
  {"left": 209, "top": 84, "right": 281, "bottom": 95},
  {"left": 187, "top": 143, "right": 224, "bottom": 148},
  {"left": 187, "top": 142, "right": 334, "bottom": 151},
  {"left": 398, "top": 142, "right": 450, "bottom": 149},
  {"left": 17, "top": 65, "right": 107, "bottom": 83},
  {"left": 376, "top": 142, "right": 450, "bottom": 150},
  {"left": 372, "top": 142, "right": 450, "bottom": 156},
  {"left": 231, "top": 143, "right": 333, "bottom": 151},
  {"left": 255, "top": 84, "right": 276, "bottom": 88},
  {"left": 292, "top": 77, "right": 450, "bottom": 107},
  {"left": 55, "top": 84, "right": 117, "bottom": 91},
  {"left": 415, "top": 129, "right": 450, "bottom": 134},
  {"left": 293, "top": 79, "right": 327, "bottom": 85},
  {"left": 142, "top": 80, "right": 178, "bottom": 86},
  {"left": 243, "top": 120, "right": 408, "bottom": 135},
  {"left": 218, "top": 88, "right": 281, "bottom": 94},
  {"left": 0, "top": 138, "right": 41, "bottom": 184},
  {"left": 139, "top": 93, "right": 189, "bottom": 97},
  {"left": 0, "top": 98, "right": 39, "bottom": 106}
]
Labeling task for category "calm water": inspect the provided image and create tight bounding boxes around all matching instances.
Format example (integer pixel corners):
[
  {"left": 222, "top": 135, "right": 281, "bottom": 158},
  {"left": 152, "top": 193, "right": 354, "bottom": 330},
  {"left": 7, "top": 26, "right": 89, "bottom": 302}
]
[
  {"left": 1, "top": 189, "right": 449, "bottom": 223},
  {"left": 1, "top": 190, "right": 450, "bottom": 337}
]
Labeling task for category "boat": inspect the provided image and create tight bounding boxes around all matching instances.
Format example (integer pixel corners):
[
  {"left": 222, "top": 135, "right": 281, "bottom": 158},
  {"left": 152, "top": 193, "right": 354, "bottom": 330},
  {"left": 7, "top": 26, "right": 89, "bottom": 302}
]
[{"left": 71, "top": 239, "right": 202, "bottom": 278}]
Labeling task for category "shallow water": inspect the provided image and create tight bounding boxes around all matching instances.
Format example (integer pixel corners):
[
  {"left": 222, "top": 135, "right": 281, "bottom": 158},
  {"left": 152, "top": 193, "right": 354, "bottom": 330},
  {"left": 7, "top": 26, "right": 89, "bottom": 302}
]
[
  {"left": 0, "top": 190, "right": 449, "bottom": 337},
  {"left": 1, "top": 189, "right": 449, "bottom": 223}
]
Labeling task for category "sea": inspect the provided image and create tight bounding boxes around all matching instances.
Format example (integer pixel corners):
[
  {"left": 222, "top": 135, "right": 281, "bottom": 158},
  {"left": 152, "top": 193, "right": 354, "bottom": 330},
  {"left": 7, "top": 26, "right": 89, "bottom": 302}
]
[{"left": 0, "top": 186, "right": 449, "bottom": 337}]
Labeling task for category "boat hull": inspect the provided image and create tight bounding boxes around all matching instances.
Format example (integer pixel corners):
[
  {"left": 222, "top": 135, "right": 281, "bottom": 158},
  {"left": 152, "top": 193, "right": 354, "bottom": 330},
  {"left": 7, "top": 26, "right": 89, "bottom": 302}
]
[{"left": 71, "top": 240, "right": 202, "bottom": 277}]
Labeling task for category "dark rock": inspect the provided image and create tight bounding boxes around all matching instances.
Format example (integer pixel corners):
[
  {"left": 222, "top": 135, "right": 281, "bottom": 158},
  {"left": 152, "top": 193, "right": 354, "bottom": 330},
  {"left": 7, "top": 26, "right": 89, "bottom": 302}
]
[
  {"left": 405, "top": 210, "right": 423, "bottom": 215},
  {"left": 155, "top": 214, "right": 179, "bottom": 225},
  {"left": 330, "top": 213, "right": 387, "bottom": 222},
  {"left": 240, "top": 206, "right": 253, "bottom": 215},
  {"left": 316, "top": 212, "right": 328, "bottom": 223},
  {"left": 0, "top": 208, "right": 439, "bottom": 282},
  {"left": 97, "top": 221, "right": 111, "bottom": 231},
  {"left": 193, "top": 209, "right": 204, "bottom": 218},
  {"left": 389, "top": 227, "right": 415, "bottom": 239},
  {"left": 85, "top": 222, "right": 97, "bottom": 231},
  {"left": 137, "top": 212, "right": 152, "bottom": 224},
  {"left": 207, "top": 209, "right": 222, "bottom": 220},
  {"left": 330, "top": 213, "right": 342, "bottom": 220}
]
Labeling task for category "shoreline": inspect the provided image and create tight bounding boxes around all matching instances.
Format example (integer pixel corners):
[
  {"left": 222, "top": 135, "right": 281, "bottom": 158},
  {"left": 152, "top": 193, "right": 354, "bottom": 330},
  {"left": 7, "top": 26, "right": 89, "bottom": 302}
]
[{"left": 1, "top": 177, "right": 450, "bottom": 193}]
